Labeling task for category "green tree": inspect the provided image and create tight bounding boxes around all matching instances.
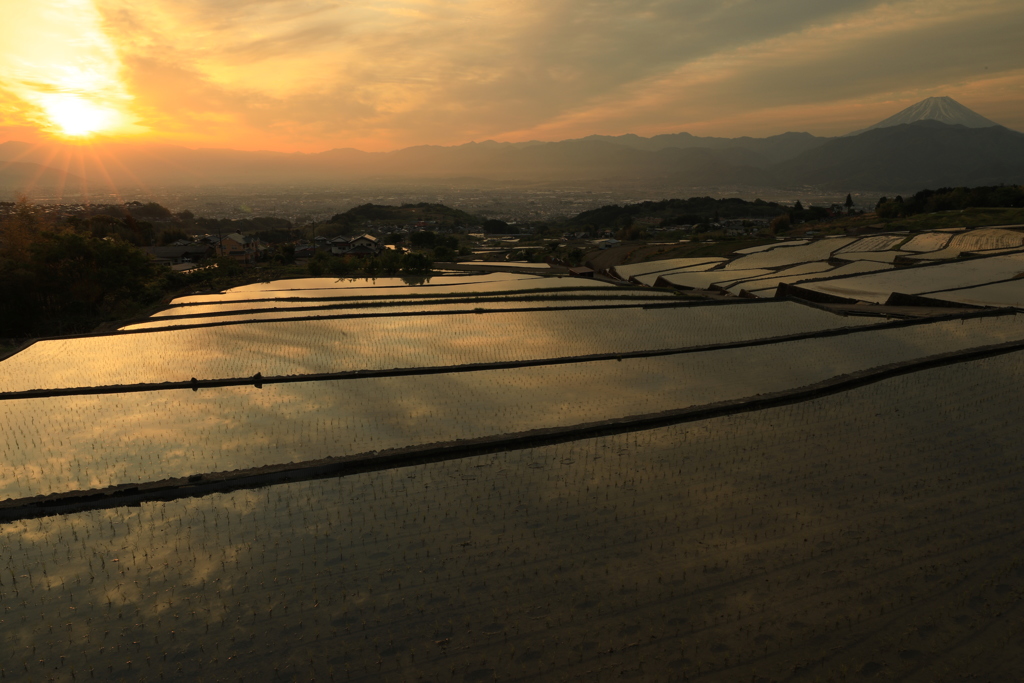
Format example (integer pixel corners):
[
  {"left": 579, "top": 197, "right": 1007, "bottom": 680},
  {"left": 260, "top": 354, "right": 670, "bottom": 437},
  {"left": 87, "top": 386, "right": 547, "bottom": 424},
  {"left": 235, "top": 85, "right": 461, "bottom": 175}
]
[
  {"left": 272, "top": 244, "right": 296, "bottom": 265},
  {"left": 128, "top": 202, "right": 172, "bottom": 219},
  {"left": 306, "top": 251, "right": 332, "bottom": 276},
  {"left": 401, "top": 252, "right": 433, "bottom": 274},
  {"left": 876, "top": 200, "right": 903, "bottom": 219},
  {"left": 2, "top": 232, "right": 157, "bottom": 335}
]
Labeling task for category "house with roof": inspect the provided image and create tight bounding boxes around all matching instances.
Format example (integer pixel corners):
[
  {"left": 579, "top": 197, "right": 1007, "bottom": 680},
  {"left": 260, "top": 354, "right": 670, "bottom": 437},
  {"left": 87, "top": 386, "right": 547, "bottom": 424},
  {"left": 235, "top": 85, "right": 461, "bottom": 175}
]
[
  {"left": 330, "top": 234, "right": 382, "bottom": 257},
  {"left": 294, "top": 241, "right": 316, "bottom": 259},
  {"left": 217, "top": 233, "right": 264, "bottom": 263}
]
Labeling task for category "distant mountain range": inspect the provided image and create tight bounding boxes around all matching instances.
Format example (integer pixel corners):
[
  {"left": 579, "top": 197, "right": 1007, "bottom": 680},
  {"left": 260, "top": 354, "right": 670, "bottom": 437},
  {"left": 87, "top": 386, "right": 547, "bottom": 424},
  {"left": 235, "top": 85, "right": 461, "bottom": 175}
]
[{"left": 1, "top": 97, "right": 1021, "bottom": 195}]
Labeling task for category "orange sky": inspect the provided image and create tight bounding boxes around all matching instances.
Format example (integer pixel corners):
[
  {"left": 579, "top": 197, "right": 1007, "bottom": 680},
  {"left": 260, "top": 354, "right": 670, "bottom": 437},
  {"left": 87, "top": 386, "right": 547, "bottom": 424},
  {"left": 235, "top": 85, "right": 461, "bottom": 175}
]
[{"left": 1, "top": 0, "right": 1022, "bottom": 153}]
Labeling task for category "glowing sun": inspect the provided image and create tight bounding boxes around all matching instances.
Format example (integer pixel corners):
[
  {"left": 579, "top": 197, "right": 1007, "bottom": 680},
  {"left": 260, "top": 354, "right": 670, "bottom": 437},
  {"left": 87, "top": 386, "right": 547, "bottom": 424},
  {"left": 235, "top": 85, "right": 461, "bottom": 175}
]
[{"left": 41, "top": 94, "right": 120, "bottom": 138}]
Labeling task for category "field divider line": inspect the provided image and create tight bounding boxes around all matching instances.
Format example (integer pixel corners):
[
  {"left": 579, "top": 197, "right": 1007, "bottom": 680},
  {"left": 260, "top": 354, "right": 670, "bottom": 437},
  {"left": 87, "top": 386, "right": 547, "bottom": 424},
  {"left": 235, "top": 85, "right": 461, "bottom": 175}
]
[
  {"left": 3, "top": 333, "right": 1024, "bottom": 523},
  {"left": 1, "top": 308, "right": 1009, "bottom": 401},
  {"left": 143, "top": 296, "right": 675, "bottom": 322},
  {"left": 163, "top": 286, "right": 653, "bottom": 309},
  {"left": 120, "top": 297, "right": 688, "bottom": 330}
]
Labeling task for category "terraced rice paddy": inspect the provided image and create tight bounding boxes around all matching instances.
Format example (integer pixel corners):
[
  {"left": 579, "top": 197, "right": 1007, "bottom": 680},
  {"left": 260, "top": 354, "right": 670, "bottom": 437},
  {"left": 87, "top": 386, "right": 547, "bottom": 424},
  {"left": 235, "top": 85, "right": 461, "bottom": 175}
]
[
  {"left": 723, "top": 237, "right": 855, "bottom": 270},
  {"left": 122, "top": 297, "right": 678, "bottom": 330},
  {"left": 224, "top": 273, "right": 537, "bottom": 293},
  {"left": 612, "top": 258, "right": 726, "bottom": 280},
  {"left": 4, "top": 274, "right": 1024, "bottom": 681},
  {"left": 674, "top": 230, "right": 1024, "bottom": 305},
  {"left": 170, "top": 276, "right": 621, "bottom": 306},
  {"left": 920, "top": 280, "right": 1024, "bottom": 309},
  {"left": 3, "top": 303, "right": 877, "bottom": 392},
  {"left": 656, "top": 268, "right": 774, "bottom": 290},
  {"left": 902, "top": 232, "right": 953, "bottom": 252},
  {"left": 631, "top": 263, "right": 726, "bottom": 286},
  {"left": 2, "top": 312, "right": 1023, "bottom": 500},
  {"left": 140, "top": 289, "right": 675, "bottom": 322},
  {"left": 898, "top": 230, "right": 1024, "bottom": 263},
  {"left": 741, "top": 263, "right": 894, "bottom": 298},
  {"left": 125, "top": 274, "right": 677, "bottom": 330},
  {"left": 4, "top": 347, "right": 1024, "bottom": 681},
  {"left": 618, "top": 230, "right": 1024, "bottom": 306},
  {"left": 467, "top": 262, "right": 552, "bottom": 269},
  {"left": 835, "top": 235, "right": 906, "bottom": 253},
  {"left": 722, "top": 263, "right": 836, "bottom": 295},
  {"left": 153, "top": 288, "right": 671, "bottom": 319},
  {"left": 833, "top": 251, "right": 910, "bottom": 263},
  {"left": 732, "top": 239, "right": 808, "bottom": 254},
  {"left": 795, "top": 253, "right": 1024, "bottom": 304}
]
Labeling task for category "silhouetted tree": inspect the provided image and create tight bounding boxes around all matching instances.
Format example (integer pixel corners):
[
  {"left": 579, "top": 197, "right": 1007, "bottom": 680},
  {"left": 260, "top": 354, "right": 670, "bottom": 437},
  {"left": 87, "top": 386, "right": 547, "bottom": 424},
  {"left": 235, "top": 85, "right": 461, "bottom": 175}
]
[{"left": 482, "top": 219, "right": 511, "bottom": 234}]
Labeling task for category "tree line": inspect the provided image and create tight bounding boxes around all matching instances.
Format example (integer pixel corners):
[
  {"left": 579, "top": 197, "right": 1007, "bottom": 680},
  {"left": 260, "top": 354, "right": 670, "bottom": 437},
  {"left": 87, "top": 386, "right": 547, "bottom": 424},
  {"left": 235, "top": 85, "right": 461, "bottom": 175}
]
[{"left": 876, "top": 185, "right": 1024, "bottom": 219}]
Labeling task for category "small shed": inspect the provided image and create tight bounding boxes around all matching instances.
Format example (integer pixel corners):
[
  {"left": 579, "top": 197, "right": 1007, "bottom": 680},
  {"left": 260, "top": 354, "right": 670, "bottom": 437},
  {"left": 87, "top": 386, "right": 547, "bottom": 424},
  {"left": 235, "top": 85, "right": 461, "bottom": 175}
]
[{"left": 568, "top": 266, "right": 595, "bottom": 278}]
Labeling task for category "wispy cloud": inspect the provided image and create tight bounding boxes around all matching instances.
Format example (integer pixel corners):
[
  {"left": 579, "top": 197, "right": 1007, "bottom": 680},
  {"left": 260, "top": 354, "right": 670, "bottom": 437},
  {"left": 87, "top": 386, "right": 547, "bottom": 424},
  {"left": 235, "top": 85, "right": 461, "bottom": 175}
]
[
  {"left": 504, "top": 0, "right": 1024, "bottom": 139},
  {"left": 2, "top": 0, "right": 1021, "bottom": 150}
]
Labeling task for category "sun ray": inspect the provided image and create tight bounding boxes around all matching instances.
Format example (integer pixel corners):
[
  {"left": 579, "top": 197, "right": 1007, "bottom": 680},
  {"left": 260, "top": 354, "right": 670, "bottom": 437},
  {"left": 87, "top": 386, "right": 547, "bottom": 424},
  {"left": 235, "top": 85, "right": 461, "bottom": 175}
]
[
  {"left": 82, "top": 149, "right": 124, "bottom": 204},
  {"left": 10, "top": 143, "right": 64, "bottom": 200},
  {"left": 54, "top": 150, "right": 73, "bottom": 201},
  {"left": 88, "top": 144, "right": 152, "bottom": 199}
]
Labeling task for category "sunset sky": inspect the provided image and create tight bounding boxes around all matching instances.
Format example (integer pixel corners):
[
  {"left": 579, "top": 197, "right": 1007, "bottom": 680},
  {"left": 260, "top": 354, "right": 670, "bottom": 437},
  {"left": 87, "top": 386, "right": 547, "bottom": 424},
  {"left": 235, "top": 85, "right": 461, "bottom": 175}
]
[{"left": 1, "top": 0, "right": 1022, "bottom": 152}]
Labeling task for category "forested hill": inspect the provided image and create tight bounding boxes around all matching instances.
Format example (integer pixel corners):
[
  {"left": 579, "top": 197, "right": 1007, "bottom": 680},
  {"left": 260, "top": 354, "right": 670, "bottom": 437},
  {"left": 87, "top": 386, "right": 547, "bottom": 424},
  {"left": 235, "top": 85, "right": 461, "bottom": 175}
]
[
  {"left": 564, "top": 197, "right": 789, "bottom": 230},
  {"left": 326, "top": 203, "right": 482, "bottom": 229}
]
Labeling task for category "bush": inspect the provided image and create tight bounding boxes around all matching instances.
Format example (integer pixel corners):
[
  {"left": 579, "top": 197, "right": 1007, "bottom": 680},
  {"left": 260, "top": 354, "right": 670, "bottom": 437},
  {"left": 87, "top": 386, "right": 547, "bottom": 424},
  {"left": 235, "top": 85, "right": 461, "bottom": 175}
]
[
  {"left": 769, "top": 214, "right": 791, "bottom": 234},
  {"left": 401, "top": 252, "right": 433, "bottom": 274}
]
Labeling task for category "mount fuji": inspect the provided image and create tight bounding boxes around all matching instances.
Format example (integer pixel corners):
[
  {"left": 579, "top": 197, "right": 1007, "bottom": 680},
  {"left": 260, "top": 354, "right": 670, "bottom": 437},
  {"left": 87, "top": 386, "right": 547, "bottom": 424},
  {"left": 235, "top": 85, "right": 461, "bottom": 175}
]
[{"left": 848, "top": 96, "right": 1000, "bottom": 135}]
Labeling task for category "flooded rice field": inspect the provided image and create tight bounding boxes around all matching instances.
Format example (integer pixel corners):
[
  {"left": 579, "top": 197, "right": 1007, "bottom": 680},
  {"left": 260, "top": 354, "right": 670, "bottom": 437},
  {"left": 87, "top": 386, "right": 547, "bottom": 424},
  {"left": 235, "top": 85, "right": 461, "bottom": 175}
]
[
  {"left": 3, "top": 273, "right": 1024, "bottom": 681},
  {"left": 4, "top": 302, "right": 874, "bottom": 392},
  {"left": 4, "top": 350, "right": 1024, "bottom": 680}
]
